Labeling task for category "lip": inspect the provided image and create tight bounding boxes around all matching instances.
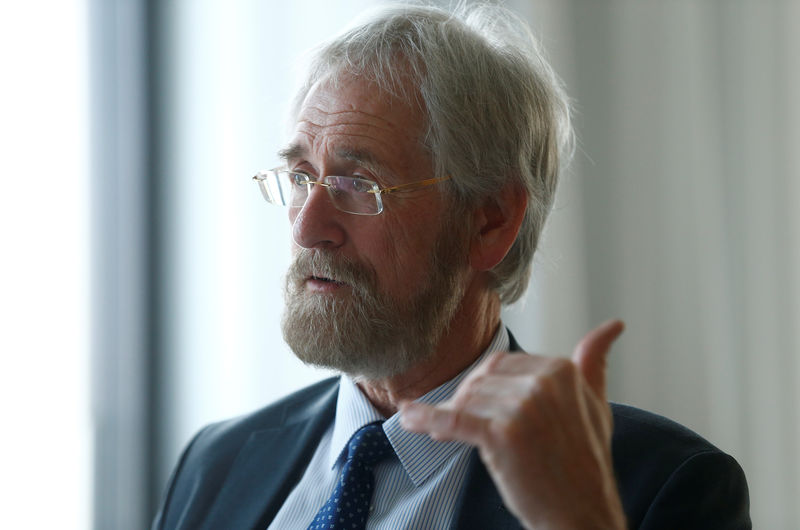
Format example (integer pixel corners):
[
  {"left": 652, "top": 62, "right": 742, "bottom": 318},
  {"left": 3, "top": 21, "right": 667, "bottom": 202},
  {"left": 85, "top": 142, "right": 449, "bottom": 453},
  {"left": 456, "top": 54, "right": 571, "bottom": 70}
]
[{"left": 306, "top": 275, "right": 347, "bottom": 292}]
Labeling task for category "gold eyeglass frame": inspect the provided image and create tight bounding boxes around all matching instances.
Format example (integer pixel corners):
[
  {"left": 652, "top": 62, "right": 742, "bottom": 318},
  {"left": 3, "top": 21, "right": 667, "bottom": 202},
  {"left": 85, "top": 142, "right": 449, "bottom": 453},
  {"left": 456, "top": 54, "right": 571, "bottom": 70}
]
[{"left": 252, "top": 169, "right": 452, "bottom": 215}]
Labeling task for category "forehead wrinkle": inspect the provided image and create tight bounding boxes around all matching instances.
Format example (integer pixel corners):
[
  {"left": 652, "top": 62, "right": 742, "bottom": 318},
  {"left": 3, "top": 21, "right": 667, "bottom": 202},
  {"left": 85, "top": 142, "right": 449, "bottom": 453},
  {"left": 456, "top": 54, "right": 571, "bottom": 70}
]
[
  {"left": 298, "top": 108, "right": 409, "bottom": 146},
  {"left": 302, "top": 104, "right": 397, "bottom": 127},
  {"left": 294, "top": 128, "right": 404, "bottom": 156},
  {"left": 290, "top": 128, "right": 415, "bottom": 180},
  {"left": 290, "top": 93, "right": 429, "bottom": 179},
  {"left": 296, "top": 116, "right": 401, "bottom": 139}
]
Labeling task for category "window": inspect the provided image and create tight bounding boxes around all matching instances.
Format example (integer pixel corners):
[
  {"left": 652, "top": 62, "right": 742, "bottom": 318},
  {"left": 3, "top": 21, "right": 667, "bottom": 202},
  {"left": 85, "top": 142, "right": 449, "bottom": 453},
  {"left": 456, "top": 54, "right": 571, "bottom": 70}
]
[{"left": 0, "top": 2, "right": 92, "bottom": 528}]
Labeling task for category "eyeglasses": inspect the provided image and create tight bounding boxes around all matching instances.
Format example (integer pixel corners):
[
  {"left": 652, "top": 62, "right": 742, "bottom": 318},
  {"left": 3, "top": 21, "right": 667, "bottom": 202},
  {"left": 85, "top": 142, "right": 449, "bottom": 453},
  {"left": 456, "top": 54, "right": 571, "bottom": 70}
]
[{"left": 252, "top": 169, "right": 451, "bottom": 215}]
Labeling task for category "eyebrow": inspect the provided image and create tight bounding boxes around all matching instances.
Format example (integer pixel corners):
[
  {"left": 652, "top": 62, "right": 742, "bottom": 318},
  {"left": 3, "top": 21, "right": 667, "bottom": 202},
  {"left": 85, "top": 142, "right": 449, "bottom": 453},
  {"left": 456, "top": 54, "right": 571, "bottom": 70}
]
[
  {"left": 335, "top": 147, "right": 390, "bottom": 178},
  {"left": 276, "top": 143, "right": 392, "bottom": 179},
  {"left": 277, "top": 143, "right": 305, "bottom": 163}
]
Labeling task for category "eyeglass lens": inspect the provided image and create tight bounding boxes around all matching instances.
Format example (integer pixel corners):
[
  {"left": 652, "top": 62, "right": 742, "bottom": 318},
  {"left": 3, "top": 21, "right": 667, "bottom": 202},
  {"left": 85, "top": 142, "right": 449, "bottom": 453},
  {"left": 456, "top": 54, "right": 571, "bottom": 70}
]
[{"left": 274, "top": 171, "right": 380, "bottom": 214}]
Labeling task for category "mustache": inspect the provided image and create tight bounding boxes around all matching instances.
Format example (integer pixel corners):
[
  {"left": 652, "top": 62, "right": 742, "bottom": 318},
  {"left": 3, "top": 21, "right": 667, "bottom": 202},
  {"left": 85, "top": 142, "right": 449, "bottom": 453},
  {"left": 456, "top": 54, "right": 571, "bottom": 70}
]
[{"left": 287, "top": 249, "right": 378, "bottom": 292}]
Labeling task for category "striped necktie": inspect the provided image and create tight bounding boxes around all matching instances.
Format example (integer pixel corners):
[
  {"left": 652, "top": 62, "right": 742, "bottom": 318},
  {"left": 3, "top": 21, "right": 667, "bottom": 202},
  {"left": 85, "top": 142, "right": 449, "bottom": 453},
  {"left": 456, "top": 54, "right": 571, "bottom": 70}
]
[{"left": 307, "top": 421, "right": 394, "bottom": 530}]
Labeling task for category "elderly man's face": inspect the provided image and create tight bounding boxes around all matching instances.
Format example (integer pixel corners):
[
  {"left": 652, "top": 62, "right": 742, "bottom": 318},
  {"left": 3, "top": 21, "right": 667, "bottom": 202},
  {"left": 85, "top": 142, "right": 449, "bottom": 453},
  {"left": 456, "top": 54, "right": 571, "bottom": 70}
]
[{"left": 281, "top": 75, "right": 471, "bottom": 379}]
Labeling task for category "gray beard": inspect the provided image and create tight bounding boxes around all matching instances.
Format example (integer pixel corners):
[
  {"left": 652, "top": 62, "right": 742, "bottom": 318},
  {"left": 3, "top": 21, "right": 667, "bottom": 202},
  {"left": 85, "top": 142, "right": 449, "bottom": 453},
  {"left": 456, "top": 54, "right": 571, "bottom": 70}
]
[{"left": 281, "top": 232, "right": 467, "bottom": 380}]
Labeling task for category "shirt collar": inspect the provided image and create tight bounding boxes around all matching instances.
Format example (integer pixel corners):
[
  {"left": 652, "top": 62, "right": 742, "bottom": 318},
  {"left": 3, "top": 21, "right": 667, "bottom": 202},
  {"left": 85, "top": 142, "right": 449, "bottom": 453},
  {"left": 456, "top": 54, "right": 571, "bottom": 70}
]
[
  {"left": 329, "top": 375, "right": 386, "bottom": 468},
  {"left": 328, "top": 324, "right": 510, "bottom": 487}
]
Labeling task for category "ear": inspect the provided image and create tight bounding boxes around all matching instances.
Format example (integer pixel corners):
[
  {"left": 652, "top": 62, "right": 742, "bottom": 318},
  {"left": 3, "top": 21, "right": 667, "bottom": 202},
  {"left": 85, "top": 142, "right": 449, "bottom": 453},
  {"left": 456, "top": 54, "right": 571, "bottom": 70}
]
[{"left": 468, "top": 182, "right": 528, "bottom": 271}]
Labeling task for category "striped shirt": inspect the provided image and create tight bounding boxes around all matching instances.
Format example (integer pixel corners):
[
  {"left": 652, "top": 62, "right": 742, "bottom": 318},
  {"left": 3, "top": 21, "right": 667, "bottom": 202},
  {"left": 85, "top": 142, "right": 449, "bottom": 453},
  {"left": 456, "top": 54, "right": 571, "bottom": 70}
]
[{"left": 268, "top": 325, "right": 509, "bottom": 529}]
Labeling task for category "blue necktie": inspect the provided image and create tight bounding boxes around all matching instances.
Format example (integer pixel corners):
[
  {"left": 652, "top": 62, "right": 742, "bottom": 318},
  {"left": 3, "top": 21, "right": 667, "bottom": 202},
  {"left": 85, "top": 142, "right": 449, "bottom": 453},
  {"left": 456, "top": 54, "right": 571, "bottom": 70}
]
[{"left": 307, "top": 422, "right": 394, "bottom": 530}]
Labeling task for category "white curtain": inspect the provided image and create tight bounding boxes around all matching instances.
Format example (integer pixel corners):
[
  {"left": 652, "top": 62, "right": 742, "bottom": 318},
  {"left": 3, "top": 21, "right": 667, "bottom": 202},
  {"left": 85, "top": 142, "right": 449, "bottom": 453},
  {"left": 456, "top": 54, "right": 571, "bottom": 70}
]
[
  {"left": 505, "top": 1, "right": 799, "bottom": 527},
  {"left": 161, "top": 1, "right": 798, "bottom": 526}
]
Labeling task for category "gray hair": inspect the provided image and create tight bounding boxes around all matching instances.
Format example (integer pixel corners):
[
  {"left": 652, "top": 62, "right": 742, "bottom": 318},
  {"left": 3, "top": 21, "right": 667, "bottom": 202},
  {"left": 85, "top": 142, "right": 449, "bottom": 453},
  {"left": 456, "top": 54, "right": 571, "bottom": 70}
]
[{"left": 292, "top": 3, "right": 573, "bottom": 304}]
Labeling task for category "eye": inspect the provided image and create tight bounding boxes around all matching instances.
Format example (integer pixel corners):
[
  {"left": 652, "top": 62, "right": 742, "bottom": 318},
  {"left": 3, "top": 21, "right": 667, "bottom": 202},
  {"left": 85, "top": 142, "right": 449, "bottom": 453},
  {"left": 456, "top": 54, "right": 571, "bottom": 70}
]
[
  {"left": 290, "top": 171, "right": 312, "bottom": 187},
  {"left": 350, "top": 178, "right": 373, "bottom": 193}
]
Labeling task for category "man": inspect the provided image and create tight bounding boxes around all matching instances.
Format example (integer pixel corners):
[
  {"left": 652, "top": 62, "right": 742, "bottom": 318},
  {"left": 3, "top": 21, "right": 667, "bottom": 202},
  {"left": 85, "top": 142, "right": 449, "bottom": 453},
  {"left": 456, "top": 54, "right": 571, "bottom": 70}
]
[{"left": 153, "top": 4, "right": 750, "bottom": 529}]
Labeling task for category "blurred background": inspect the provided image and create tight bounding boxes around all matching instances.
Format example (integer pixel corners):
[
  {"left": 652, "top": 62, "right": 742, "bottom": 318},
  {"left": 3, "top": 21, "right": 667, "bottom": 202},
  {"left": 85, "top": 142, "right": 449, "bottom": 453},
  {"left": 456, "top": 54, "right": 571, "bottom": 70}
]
[{"left": 1, "top": 0, "right": 797, "bottom": 528}]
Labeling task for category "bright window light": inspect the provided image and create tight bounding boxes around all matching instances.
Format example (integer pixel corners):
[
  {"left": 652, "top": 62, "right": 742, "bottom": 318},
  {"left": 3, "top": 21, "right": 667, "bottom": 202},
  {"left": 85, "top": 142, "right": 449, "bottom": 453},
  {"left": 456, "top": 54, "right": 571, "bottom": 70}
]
[{"left": 0, "top": 2, "right": 91, "bottom": 529}]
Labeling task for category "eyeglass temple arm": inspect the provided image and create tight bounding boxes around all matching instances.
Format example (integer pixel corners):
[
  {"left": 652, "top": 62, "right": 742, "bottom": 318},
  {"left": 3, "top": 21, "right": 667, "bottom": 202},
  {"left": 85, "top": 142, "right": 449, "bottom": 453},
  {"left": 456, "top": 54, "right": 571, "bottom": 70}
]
[{"left": 375, "top": 175, "right": 452, "bottom": 195}]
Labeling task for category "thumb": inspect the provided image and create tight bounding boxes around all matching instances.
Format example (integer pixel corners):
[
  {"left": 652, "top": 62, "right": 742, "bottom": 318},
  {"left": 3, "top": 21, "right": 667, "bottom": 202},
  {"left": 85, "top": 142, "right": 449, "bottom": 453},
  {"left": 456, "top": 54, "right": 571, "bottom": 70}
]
[{"left": 571, "top": 319, "right": 625, "bottom": 400}]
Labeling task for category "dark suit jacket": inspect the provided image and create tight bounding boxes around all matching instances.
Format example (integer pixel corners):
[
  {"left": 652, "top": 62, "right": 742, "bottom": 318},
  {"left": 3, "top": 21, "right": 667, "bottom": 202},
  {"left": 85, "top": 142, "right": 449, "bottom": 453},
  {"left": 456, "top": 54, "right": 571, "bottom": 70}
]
[{"left": 153, "top": 356, "right": 751, "bottom": 529}]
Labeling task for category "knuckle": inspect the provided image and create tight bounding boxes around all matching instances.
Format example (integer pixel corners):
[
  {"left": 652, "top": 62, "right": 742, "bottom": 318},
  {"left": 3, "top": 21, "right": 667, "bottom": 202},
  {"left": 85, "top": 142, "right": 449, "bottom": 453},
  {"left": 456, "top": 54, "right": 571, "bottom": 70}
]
[
  {"left": 484, "top": 351, "right": 507, "bottom": 374},
  {"left": 436, "top": 408, "right": 468, "bottom": 438},
  {"left": 540, "top": 358, "right": 577, "bottom": 389},
  {"left": 447, "top": 409, "right": 463, "bottom": 432},
  {"left": 549, "top": 357, "right": 574, "bottom": 376},
  {"left": 490, "top": 416, "right": 527, "bottom": 449},
  {"left": 518, "top": 387, "right": 541, "bottom": 413},
  {"left": 462, "top": 373, "right": 486, "bottom": 393}
]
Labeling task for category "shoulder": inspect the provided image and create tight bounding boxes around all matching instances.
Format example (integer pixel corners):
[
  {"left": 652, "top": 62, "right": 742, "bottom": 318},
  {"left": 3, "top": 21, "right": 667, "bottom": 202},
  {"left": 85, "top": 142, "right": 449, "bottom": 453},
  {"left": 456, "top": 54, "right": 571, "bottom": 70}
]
[
  {"left": 183, "top": 376, "right": 340, "bottom": 467},
  {"left": 196, "top": 376, "right": 339, "bottom": 444},
  {"left": 152, "top": 377, "right": 340, "bottom": 529},
  {"left": 610, "top": 403, "right": 751, "bottom": 529},
  {"left": 611, "top": 402, "right": 718, "bottom": 459}
]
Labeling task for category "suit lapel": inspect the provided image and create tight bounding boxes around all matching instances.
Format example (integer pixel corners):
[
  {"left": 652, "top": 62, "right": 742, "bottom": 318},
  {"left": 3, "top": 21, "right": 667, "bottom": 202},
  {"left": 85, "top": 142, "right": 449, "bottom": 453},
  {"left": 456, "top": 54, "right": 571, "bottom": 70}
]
[
  {"left": 451, "top": 451, "right": 522, "bottom": 529},
  {"left": 450, "top": 329, "right": 524, "bottom": 529},
  {"left": 202, "top": 381, "right": 338, "bottom": 530},
  {"left": 507, "top": 330, "right": 522, "bottom": 354}
]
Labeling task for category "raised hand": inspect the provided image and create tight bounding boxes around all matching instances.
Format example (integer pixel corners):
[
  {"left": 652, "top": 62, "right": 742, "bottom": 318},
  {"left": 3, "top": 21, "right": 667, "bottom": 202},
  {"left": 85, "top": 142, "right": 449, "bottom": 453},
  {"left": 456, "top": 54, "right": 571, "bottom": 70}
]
[{"left": 400, "top": 320, "right": 628, "bottom": 530}]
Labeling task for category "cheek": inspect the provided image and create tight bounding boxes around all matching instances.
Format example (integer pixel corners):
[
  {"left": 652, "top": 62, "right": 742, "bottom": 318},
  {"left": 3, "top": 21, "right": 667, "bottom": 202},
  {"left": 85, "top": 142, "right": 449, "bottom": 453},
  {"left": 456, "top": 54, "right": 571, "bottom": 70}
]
[
  {"left": 359, "top": 219, "right": 404, "bottom": 270},
  {"left": 375, "top": 212, "right": 441, "bottom": 285}
]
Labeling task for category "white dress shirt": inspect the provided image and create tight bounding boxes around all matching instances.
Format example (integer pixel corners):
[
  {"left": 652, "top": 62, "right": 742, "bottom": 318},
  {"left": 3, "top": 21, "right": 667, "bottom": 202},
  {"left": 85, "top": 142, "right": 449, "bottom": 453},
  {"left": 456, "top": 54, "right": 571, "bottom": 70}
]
[{"left": 268, "top": 325, "right": 510, "bottom": 529}]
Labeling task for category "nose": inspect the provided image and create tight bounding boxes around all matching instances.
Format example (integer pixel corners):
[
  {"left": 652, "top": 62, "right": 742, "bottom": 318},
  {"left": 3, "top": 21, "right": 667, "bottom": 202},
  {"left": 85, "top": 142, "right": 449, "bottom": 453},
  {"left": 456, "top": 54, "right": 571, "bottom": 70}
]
[{"left": 290, "top": 183, "right": 346, "bottom": 249}]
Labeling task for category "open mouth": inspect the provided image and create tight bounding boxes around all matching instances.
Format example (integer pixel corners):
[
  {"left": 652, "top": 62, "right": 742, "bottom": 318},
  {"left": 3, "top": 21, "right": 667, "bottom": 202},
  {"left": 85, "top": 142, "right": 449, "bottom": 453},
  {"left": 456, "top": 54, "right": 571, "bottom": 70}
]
[{"left": 309, "top": 275, "right": 345, "bottom": 286}]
